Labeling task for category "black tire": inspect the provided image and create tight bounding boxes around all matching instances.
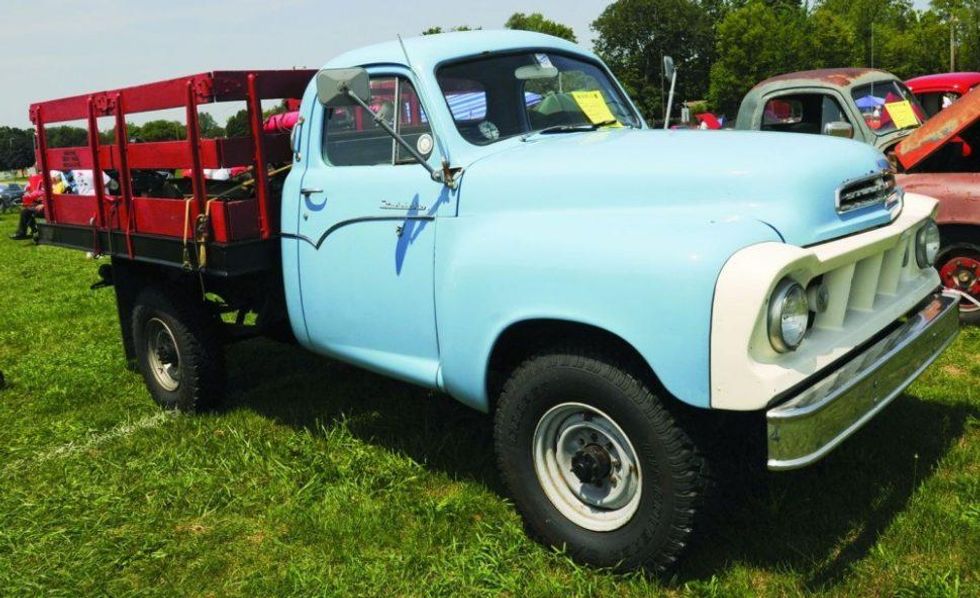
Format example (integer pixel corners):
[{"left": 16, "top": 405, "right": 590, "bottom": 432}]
[
  {"left": 494, "top": 347, "right": 708, "bottom": 573},
  {"left": 131, "top": 286, "right": 225, "bottom": 412},
  {"left": 937, "top": 244, "right": 980, "bottom": 325}
]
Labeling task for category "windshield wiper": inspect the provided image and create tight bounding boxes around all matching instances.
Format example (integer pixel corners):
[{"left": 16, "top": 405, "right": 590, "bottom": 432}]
[{"left": 522, "top": 120, "right": 619, "bottom": 141}]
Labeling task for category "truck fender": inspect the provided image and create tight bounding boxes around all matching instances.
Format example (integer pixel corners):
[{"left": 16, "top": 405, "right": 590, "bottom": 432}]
[{"left": 433, "top": 210, "right": 782, "bottom": 412}]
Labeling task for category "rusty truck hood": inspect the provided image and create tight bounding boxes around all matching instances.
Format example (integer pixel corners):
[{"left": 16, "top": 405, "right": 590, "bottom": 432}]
[{"left": 895, "top": 85, "right": 980, "bottom": 171}]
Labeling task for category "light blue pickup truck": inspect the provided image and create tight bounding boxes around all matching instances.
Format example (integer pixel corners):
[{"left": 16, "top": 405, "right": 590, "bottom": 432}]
[{"left": 36, "top": 30, "right": 959, "bottom": 572}]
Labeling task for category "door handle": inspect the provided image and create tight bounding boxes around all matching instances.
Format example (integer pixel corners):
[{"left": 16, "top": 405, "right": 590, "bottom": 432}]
[{"left": 301, "top": 187, "right": 323, "bottom": 195}]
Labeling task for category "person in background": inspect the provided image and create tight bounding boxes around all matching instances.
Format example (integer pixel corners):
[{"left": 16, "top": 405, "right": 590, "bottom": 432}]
[{"left": 9, "top": 171, "right": 62, "bottom": 240}]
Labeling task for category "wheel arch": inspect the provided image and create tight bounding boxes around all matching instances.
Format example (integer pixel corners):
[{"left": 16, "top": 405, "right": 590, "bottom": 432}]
[
  {"left": 938, "top": 223, "right": 979, "bottom": 253},
  {"left": 484, "top": 318, "right": 685, "bottom": 415}
]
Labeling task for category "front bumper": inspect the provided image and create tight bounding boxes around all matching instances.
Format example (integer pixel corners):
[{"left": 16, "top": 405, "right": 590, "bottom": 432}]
[{"left": 766, "top": 292, "right": 960, "bottom": 471}]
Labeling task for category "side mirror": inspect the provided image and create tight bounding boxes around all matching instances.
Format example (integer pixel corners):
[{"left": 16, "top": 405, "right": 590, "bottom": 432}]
[
  {"left": 663, "top": 56, "right": 675, "bottom": 80},
  {"left": 316, "top": 68, "right": 371, "bottom": 107},
  {"left": 823, "top": 121, "right": 854, "bottom": 139}
]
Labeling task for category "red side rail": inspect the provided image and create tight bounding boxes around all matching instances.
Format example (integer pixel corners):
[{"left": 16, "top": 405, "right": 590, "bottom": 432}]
[{"left": 30, "top": 69, "right": 315, "bottom": 245}]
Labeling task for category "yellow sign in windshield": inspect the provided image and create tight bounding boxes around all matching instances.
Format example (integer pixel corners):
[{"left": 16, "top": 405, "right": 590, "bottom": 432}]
[
  {"left": 885, "top": 100, "right": 918, "bottom": 129},
  {"left": 570, "top": 90, "right": 622, "bottom": 127}
]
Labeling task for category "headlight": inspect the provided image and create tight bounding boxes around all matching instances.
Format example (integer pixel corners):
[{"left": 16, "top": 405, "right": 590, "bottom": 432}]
[
  {"left": 768, "top": 279, "right": 810, "bottom": 353},
  {"left": 915, "top": 219, "right": 941, "bottom": 268}
]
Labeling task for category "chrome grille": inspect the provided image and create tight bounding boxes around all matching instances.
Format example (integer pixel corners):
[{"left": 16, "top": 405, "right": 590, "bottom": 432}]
[{"left": 836, "top": 172, "right": 898, "bottom": 213}]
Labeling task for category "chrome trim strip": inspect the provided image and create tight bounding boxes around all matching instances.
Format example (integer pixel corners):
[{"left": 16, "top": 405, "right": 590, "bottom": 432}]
[
  {"left": 835, "top": 171, "right": 896, "bottom": 213},
  {"left": 280, "top": 215, "right": 435, "bottom": 250},
  {"left": 766, "top": 292, "right": 960, "bottom": 471}
]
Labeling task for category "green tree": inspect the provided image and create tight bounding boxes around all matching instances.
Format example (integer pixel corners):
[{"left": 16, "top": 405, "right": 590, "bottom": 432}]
[
  {"left": 807, "top": 8, "right": 861, "bottom": 68},
  {"left": 505, "top": 12, "right": 577, "bottom": 42},
  {"left": 708, "top": 1, "right": 861, "bottom": 116},
  {"left": 98, "top": 122, "right": 144, "bottom": 144},
  {"left": 875, "top": 10, "right": 948, "bottom": 77},
  {"left": 136, "top": 120, "right": 186, "bottom": 142},
  {"left": 929, "top": 0, "right": 980, "bottom": 72},
  {"left": 593, "top": 0, "right": 717, "bottom": 122},
  {"left": 45, "top": 125, "right": 88, "bottom": 149},
  {"left": 225, "top": 110, "right": 250, "bottom": 138},
  {"left": 198, "top": 112, "right": 225, "bottom": 138},
  {"left": 709, "top": 1, "right": 803, "bottom": 115},
  {"left": 816, "top": 0, "right": 915, "bottom": 67},
  {"left": 0, "top": 127, "right": 35, "bottom": 171}
]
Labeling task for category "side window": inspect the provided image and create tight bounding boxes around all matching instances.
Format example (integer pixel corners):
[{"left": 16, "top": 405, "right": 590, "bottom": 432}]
[
  {"left": 918, "top": 91, "right": 960, "bottom": 118},
  {"left": 761, "top": 94, "right": 849, "bottom": 135},
  {"left": 323, "top": 76, "right": 431, "bottom": 166},
  {"left": 918, "top": 92, "right": 942, "bottom": 118},
  {"left": 762, "top": 98, "right": 803, "bottom": 127}
]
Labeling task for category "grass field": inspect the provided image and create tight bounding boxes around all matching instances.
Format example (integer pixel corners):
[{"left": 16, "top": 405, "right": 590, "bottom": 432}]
[{"left": 0, "top": 211, "right": 976, "bottom": 597}]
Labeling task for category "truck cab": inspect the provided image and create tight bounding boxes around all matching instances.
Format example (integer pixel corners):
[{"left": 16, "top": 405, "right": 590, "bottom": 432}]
[{"left": 735, "top": 68, "right": 925, "bottom": 154}]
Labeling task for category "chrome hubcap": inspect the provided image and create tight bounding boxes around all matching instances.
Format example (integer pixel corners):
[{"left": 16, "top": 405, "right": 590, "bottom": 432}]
[
  {"left": 533, "top": 402, "right": 642, "bottom": 532},
  {"left": 146, "top": 318, "right": 181, "bottom": 392}
]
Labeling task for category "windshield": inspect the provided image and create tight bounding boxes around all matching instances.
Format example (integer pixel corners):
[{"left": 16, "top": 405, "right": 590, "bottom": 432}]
[
  {"left": 436, "top": 51, "right": 640, "bottom": 145},
  {"left": 851, "top": 80, "right": 926, "bottom": 136}
]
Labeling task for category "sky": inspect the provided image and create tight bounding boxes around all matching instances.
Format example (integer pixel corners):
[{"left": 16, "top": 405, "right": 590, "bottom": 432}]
[
  {"left": 0, "top": 0, "right": 612, "bottom": 129},
  {"left": 0, "top": 0, "right": 940, "bottom": 129}
]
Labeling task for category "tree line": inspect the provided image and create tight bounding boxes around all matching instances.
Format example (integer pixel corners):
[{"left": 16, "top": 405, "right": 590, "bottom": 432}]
[
  {"left": 3, "top": 1, "right": 977, "bottom": 171},
  {"left": 594, "top": 0, "right": 980, "bottom": 121}
]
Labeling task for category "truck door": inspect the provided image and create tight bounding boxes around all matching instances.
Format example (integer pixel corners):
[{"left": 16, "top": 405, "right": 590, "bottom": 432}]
[{"left": 295, "top": 69, "right": 453, "bottom": 387}]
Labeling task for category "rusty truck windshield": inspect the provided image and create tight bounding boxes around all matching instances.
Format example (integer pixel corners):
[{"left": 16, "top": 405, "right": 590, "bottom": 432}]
[
  {"left": 851, "top": 80, "right": 926, "bottom": 136},
  {"left": 436, "top": 52, "right": 640, "bottom": 145}
]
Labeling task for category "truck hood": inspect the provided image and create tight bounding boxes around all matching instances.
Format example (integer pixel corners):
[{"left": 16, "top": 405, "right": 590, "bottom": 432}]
[
  {"left": 459, "top": 128, "right": 897, "bottom": 247},
  {"left": 896, "top": 84, "right": 980, "bottom": 171}
]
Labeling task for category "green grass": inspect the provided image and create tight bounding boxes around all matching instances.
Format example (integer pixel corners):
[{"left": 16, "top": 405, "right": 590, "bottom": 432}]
[{"left": 0, "top": 211, "right": 976, "bottom": 597}]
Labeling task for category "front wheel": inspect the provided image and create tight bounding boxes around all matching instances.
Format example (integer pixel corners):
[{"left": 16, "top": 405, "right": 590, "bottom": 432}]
[
  {"left": 131, "top": 286, "right": 225, "bottom": 411},
  {"left": 938, "top": 244, "right": 980, "bottom": 325},
  {"left": 494, "top": 349, "right": 708, "bottom": 572}
]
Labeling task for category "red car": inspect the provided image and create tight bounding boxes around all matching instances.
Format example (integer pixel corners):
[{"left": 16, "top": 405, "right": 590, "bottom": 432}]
[
  {"left": 906, "top": 72, "right": 980, "bottom": 118},
  {"left": 893, "top": 88, "right": 980, "bottom": 322}
]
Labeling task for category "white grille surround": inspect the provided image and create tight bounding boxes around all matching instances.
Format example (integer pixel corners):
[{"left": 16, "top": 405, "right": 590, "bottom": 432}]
[{"left": 710, "top": 192, "right": 941, "bottom": 411}]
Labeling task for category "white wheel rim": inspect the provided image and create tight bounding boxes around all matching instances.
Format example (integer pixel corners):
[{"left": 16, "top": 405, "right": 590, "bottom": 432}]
[
  {"left": 145, "top": 317, "right": 181, "bottom": 392},
  {"left": 532, "top": 402, "right": 642, "bottom": 532}
]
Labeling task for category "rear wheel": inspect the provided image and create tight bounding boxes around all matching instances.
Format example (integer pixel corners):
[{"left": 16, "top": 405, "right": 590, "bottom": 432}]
[
  {"left": 938, "top": 244, "right": 980, "bottom": 325},
  {"left": 494, "top": 348, "right": 708, "bottom": 572},
  {"left": 132, "top": 286, "right": 225, "bottom": 411}
]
